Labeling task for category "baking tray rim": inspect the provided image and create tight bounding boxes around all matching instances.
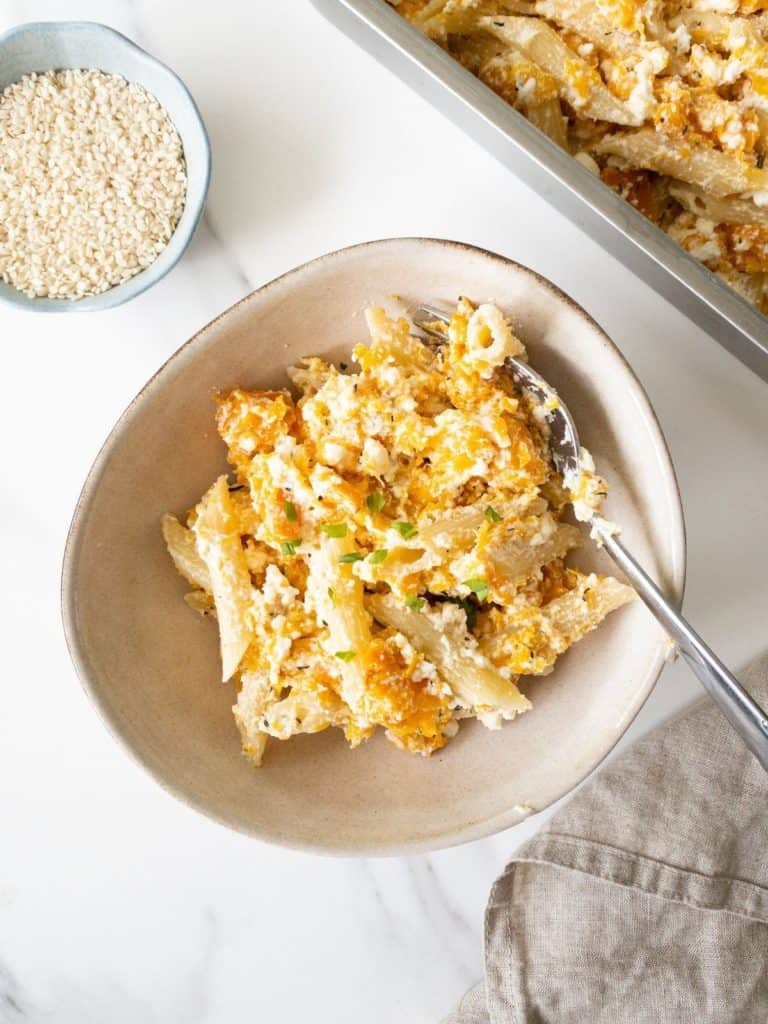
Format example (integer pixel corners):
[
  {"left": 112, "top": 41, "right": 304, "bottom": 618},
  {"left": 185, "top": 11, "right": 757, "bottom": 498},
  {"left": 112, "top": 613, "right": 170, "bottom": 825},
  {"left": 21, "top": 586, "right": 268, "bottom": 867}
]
[{"left": 315, "top": 0, "right": 768, "bottom": 375}]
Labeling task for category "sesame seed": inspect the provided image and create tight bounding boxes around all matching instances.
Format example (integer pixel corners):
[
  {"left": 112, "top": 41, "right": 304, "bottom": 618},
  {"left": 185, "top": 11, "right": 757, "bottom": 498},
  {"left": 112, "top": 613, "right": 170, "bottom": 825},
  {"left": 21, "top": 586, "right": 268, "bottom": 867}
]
[{"left": 0, "top": 69, "right": 187, "bottom": 299}]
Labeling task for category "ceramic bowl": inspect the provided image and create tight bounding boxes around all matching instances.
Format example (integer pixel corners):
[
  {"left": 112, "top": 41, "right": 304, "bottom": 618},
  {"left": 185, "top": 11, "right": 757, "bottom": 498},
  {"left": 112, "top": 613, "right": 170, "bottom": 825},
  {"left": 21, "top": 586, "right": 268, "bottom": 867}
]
[
  {"left": 62, "top": 238, "right": 686, "bottom": 855},
  {"left": 0, "top": 21, "right": 211, "bottom": 312}
]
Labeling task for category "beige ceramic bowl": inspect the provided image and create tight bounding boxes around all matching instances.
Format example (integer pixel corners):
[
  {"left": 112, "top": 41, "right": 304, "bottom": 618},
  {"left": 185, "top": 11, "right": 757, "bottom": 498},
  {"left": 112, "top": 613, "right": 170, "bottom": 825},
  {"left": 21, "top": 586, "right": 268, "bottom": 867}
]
[{"left": 62, "top": 238, "right": 685, "bottom": 855}]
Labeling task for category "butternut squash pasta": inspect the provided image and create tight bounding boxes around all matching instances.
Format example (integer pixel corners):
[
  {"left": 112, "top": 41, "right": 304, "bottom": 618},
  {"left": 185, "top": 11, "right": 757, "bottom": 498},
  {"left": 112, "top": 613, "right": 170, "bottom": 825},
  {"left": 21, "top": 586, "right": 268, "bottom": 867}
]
[
  {"left": 391, "top": 0, "right": 768, "bottom": 313},
  {"left": 163, "top": 300, "right": 633, "bottom": 765}
]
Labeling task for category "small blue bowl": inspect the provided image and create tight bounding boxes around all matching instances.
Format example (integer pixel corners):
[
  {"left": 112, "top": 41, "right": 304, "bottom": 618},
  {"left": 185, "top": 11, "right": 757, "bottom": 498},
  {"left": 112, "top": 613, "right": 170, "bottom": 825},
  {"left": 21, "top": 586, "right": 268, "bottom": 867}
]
[{"left": 0, "top": 22, "right": 211, "bottom": 312}]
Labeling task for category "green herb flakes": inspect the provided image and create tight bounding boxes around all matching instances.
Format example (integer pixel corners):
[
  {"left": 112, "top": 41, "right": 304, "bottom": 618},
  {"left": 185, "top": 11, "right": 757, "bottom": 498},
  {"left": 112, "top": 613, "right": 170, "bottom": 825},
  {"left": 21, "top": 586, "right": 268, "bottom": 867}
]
[
  {"left": 322, "top": 523, "right": 348, "bottom": 538},
  {"left": 394, "top": 521, "right": 417, "bottom": 539},
  {"left": 463, "top": 577, "right": 490, "bottom": 602},
  {"left": 366, "top": 492, "right": 386, "bottom": 514}
]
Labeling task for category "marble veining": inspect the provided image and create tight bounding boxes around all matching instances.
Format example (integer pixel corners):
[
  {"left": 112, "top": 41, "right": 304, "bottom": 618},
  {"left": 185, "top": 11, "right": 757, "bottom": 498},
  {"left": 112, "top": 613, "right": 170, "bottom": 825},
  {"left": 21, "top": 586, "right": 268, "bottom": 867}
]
[
  {"left": 406, "top": 859, "right": 478, "bottom": 982},
  {"left": 0, "top": 961, "right": 26, "bottom": 1022},
  {"left": 2, "top": 0, "right": 767, "bottom": 1021},
  {"left": 176, "top": 910, "right": 217, "bottom": 1024}
]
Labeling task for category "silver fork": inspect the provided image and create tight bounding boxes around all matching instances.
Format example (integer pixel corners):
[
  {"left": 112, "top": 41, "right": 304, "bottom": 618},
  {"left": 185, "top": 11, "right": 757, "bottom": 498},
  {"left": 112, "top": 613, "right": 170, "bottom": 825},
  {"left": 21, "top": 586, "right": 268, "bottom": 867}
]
[{"left": 413, "top": 304, "right": 768, "bottom": 772}]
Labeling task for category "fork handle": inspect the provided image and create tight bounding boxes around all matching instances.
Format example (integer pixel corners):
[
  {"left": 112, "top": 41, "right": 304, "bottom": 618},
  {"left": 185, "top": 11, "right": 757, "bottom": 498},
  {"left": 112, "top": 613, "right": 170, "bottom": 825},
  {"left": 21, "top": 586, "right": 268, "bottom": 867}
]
[{"left": 594, "top": 520, "right": 768, "bottom": 772}]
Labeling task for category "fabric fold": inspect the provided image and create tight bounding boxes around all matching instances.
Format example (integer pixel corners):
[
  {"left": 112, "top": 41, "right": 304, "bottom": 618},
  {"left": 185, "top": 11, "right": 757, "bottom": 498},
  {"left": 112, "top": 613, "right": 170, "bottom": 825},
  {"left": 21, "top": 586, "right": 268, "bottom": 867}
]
[
  {"left": 448, "top": 653, "right": 768, "bottom": 1024},
  {"left": 514, "top": 834, "right": 768, "bottom": 922}
]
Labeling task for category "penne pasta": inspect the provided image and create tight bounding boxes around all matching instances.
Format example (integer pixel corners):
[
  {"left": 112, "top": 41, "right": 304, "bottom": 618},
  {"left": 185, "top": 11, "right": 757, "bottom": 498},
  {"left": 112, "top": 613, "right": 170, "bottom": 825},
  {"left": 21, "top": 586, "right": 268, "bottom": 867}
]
[
  {"left": 307, "top": 534, "right": 372, "bottom": 710},
  {"left": 717, "top": 268, "right": 768, "bottom": 306},
  {"left": 366, "top": 593, "right": 531, "bottom": 716},
  {"left": 418, "top": 507, "right": 487, "bottom": 545},
  {"left": 535, "top": 0, "right": 667, "bottom": 65},
  {"left": 595, "top": 130, "right": 768, "bottom": 197},
  {"left": 669, "top": 9, "right": 759, "bottom": 51},
  {"left": 669, "top": 181, "right": 768, "bottom": 228},
  {"left": 392, "top": 0, "right": 768, "bottom": 313},
  {"left": 192, "top": 476, "right": 255, "bottom": 682},
  {"left": 480, "top": 17, "right": 642, "bottom": 125},
  {"left": 161, "top": 513, "right": 212, "bottom": 592},
  {"left": 486, "top": 521, "right": 581, "bottom": 585},
  {"left": 478, "top": 573, "right": 635, "bottom": 675},
  {"left": 526, "top": 98, "right": 569, "bottom": 149},
  {"left": 164, "top": 302, "right": 632, "bottom": 765},
  {"left": 232, "top": 669, "right": 271, "bottom": 766},
  {"left": 544, "top": 574, "right": 635, "bottom": 640},
  {"left": 418, "top": 497, "right": 548, "bottom": 552}
]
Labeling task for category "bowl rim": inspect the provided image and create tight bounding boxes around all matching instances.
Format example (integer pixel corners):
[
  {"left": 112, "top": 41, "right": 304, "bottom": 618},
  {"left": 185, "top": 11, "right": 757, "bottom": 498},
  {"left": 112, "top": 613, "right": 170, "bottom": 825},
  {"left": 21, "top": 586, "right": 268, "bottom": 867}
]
[
  {"left": 0, "top": 20, "right": 211, "bottom": 313},
  {"left": 61, "top": 237, "right": 687, "bottom": 855}
]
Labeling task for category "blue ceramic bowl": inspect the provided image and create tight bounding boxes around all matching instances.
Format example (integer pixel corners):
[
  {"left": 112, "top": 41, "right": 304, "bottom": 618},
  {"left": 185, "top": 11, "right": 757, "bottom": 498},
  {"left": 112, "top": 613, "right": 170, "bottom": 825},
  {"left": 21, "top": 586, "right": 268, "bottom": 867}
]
[{"left": 0, "top": 22, "right": 211, "bottom": 312}]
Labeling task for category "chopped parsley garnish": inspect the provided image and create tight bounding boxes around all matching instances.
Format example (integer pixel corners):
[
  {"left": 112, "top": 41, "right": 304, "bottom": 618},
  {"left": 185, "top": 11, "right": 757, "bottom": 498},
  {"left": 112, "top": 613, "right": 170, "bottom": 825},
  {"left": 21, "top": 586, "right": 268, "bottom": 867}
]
[
  {"left": 405, "top": 595, "right": 426, "bottom": 612},
  {"left": 334, "top": 650, "right": 356, "bottom": 662},
  {"left": 366, "top": 492, "right": 386, "bottom": 514},
  {"left": 284, "top": 500, "right": 297, "bottom": 522},
  {"left": 368, "top": 549, "right": 388, "bottom": 565},
  {"left": 484, "top": 505, "right": 503, "bottom": 523},
  {"left": 393, "top": 521, "right": 417, "bottom": 539},
  {"left": 463, "top": 577, "right": 490, "bottom": 602},
  {"left": 280, "top": 539, "right": 302, "bottom": 557},
  {"left": 322, "top": 522, "right": 348, "bottom": 538},
  {"left": 338, "top": 551, "right": 363, "bottom": 564},
  {"left": 327, "top": 587, "right": 336, "bottom": 603}
]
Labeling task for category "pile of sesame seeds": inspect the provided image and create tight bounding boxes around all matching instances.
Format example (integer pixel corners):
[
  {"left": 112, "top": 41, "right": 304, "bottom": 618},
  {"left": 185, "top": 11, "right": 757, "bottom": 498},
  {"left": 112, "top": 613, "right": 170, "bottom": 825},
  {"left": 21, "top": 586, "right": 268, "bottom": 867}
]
[{"left": 0, "top": 68, "right": 187, "bottom": 300}]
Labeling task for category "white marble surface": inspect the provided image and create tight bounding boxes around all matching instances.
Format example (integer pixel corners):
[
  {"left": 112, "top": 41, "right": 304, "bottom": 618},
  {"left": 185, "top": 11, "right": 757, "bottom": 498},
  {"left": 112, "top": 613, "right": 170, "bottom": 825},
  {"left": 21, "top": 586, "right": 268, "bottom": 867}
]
[{"left": 2, "top": 1, "right": 767, "bottom": 1021}]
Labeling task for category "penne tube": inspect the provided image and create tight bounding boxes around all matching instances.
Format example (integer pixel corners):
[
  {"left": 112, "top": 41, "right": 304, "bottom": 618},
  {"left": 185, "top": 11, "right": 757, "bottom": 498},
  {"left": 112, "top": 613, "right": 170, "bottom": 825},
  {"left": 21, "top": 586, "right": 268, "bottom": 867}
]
[
  {"left": 232, "top": 669, "right": 271, "bottom": 766},
  {"left": 543, "top": 575, "right": 636, "bottom": 648},
  {"left": 535, "top": 0, "right": 667, "bottom": 65},
  {"left": 596, "top": 130, "right": 768, "bottom": 197},
  {"left": 192, "top": 476, "right": 255, "bottom": 681},
  {"left": 479, "top": 574, "right": 635, "bottom": 675},
  {"left": 308, "top": 534, "right": 371, "bottom": 710},
  {"left": 526, "top": 97, "right": 569, "bottom": 149},
  {"left": 479, "top": 16, "right": 643, "bottom": 125},
  {"left": 392, "top": 0, "right": 768, "bottom": 312},
  {"left": 165, "top": 300, "right": 639, "bottom": 764},
  {"left": 366, "top": 593, "right": 531, "bottom": 716},
  {"left": 487, "top": 522, "right": 581, "bottom": 583},
  {"left": 162, "top": 513, "right": 212, "bottom": 592},
  {"left": 669, "top": 181, "right": 768, "bottom": 228}
]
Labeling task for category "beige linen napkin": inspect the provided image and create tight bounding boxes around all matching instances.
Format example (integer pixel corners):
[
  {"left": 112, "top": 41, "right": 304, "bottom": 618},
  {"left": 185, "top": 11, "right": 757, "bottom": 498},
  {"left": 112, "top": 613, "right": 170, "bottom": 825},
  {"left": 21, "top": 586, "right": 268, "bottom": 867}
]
[{"left": 447, "top": 654, "right": 768, "bottom": 1024}]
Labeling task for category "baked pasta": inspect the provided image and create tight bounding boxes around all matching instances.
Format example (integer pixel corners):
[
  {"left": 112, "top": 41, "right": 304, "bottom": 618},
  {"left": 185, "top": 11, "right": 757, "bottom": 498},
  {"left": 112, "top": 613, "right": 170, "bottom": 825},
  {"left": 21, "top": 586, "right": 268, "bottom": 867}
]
[
  {"left": 163, "top": 300, "right": 633, "bottom": 765},
  {"left": 390, "top": 0, "right": 768, "bottom": 313}
]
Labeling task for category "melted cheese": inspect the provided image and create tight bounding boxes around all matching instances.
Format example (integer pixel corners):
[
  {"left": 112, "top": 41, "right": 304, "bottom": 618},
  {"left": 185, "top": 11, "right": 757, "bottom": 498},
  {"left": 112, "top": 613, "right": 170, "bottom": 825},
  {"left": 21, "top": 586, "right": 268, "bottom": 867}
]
[{"left": 166, "top": 300, "right": 634, "bottom": 765}]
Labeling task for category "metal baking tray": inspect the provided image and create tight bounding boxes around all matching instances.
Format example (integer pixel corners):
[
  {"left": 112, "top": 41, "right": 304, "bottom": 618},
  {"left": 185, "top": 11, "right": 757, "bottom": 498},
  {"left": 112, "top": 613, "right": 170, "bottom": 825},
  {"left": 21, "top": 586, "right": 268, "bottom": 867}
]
[{"left": 311, "top": 0, "right": 768, "bottom": 381}]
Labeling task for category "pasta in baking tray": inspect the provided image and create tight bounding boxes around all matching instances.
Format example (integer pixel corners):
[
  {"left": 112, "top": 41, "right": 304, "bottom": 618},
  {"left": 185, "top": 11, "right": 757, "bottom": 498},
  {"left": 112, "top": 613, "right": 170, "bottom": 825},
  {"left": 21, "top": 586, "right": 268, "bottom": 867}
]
[
  {"left": 390, "top": 0, "right": 768, "bottom": 314},
  {"left": 163, "top": 300, "right": 633, "bottom": 765}
]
